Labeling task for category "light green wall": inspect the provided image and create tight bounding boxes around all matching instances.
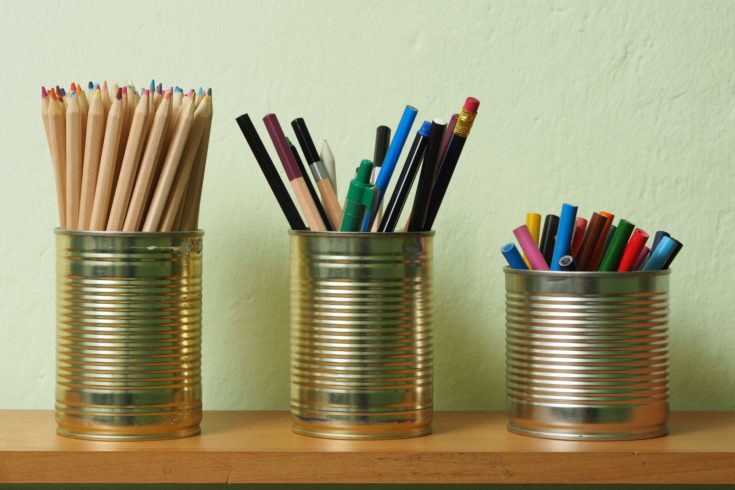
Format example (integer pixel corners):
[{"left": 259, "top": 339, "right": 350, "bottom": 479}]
[{"left": 0, "top": 0, "right": 733, "bottom": 411}]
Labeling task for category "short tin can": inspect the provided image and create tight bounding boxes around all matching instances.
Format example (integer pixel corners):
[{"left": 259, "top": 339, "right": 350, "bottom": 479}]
[
  {"left": 505, "top": 268, "right": 670, "bottom": 441},
  {"left": 55, "top": 230, "right": 203, "bottom": 441},
  {"left": 290, "top": 231, "right": 433, "bottom": 439}
]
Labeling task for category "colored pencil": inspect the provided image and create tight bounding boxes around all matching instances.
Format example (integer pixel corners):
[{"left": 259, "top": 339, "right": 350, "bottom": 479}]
[
  {"left": 89, "top": 89, "right": 124, "bottom": 230},
  {"left": 287, "top": 137, "right": 333, "bottom": 231}
]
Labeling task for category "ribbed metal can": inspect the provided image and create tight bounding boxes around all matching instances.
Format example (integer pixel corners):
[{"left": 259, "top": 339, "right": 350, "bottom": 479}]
[
  {"left": 505, "top": 268, "right": 670, "bottom": 441},
  {"left": 290, "top": 231, "right": 433, "bottom": 439},
  {"left": 55, "top": 230, "right": 203, "bottom": 441}
]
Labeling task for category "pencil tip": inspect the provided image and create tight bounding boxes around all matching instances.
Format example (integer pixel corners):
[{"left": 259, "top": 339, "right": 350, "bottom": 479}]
[
  {"left": 116, "top": 87, "right": 122, "bottom": 100},
  {"left": 103, "top": 80, "right": 108, "bottom": 91},
  {"left": 60, "top": 87, "right": 66, "bottom": 97},
  {"left": 163, "top": 91, "right": 172, "bottom": 100},
  {"left": 122, "top": 86, "right": 128, "bottom": 95},
  {"left": 88, "top": 81, "right": 94, "bottom": 90},
  {"left": 145, "top": 88, "right": 150, "bottom": 96},
  {"left": 41, "top": 86, "right": 48, "bottom": 98},
  {"left": 187, "top": 89, "right": 195, "bottom": 97},
  {"left": 207, "top": 87, "right": 212, "bottom": 96}
]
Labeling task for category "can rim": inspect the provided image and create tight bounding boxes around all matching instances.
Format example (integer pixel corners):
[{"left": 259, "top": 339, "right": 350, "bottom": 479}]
[
  {"left": 54, "top": 228, "right": 204, "bottom": 237},
  {"left": 288, "top": 230, "right": 435, "bottom": 238},
  {"left": 503, "top": 266, "right": 671, "bottom": 277}
]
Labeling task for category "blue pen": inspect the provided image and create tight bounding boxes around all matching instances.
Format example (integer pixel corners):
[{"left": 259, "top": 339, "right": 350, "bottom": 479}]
[
  {"left": 642, "top": 236, "right": 676, "bottom": 271},
  {"left": 361, "top": 105, "right": 418, "bottom": 230},
  {"left": 550, "top": 203, "right": 578, "bottom": 271},
  {"left": 501, "top": 243, "right": 528, "bottom": 270}
]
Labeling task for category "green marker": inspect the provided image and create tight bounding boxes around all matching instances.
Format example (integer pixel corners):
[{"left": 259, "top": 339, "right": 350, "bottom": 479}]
[
  {"left": 340, "top": 160, "right": 377, "bottom": 231},
  {"left": 598, "top": 219, "right": 635, "bottom": 271}
]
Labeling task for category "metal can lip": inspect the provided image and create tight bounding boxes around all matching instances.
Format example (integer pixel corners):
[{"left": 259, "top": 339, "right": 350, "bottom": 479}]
[
  {"left": 288, "top": 230, "right": 435, "bottom": 238},
  {"left": 503, "top": 266, "right": 671, "bottom": 278},
  {"left": 54, "top": 228, "right": 204, "bottom": 238}
]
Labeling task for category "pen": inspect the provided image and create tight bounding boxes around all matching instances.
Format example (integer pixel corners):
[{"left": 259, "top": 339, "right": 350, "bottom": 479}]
[
  {"left": 514, "top": 224, "right": 549, "bottom": 271},
  {"left": 287, "top": 138, "right": 332, "bottom": 231},
  {"left": 263, "top": 113, "right": 326, "bottom": 231},
  {"left": 422, "top": 97, "right": 479, "bottom": 231},
  {"left": 617, "top": 228, "right": 649, "bottom": 272},
  {"left": 235, "top": 114, "right": 306, "bottom": 230},
  {"left": 539, "top": 214, "right": 559, "bottom": 266},
  {"left": 378, "top": 121, "right": 431, "bottom": 232},
  {"left": 642, "top": 236, "right": 676, "bottom": 271},
  {"left": 501, "top": 243, "right": 528, "bottom": 270},
  {"left": 598, "top": 219, "right": 634, "bottom": 271},
  {"left": 291, "top": 118, "right": 343, "bottom": 229},
  {"left": 550, "top": 203, "right": 578, "bottom": 271},
  {"left": 362, "top": 105, "right": 418, "bottom": 230},
  {"left": 407, "top": 119, "right": 446, "bottom": 231},
  {"left": 341, "top": 159, "right": 377, "bottom": 232}
]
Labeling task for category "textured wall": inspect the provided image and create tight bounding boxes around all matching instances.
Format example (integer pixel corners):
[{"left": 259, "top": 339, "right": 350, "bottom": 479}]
[{"left": 0, "top": 0, "right": 733, "bottom": 410}]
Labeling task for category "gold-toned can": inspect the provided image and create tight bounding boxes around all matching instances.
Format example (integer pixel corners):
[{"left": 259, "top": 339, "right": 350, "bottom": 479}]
[
  {"left": 55, "top": 230, "right": 203, "bottom": 441},
  {"left": 290, "top": 231, "right": 433, "bottom": 439},
  {"left": 505, "top": 268, "right": 670, "bottom": 441}
]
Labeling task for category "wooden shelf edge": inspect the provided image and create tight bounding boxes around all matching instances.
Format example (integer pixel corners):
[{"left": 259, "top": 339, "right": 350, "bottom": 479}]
[{"left": 1, "top": 410, "right": 734, "bottom": 484}]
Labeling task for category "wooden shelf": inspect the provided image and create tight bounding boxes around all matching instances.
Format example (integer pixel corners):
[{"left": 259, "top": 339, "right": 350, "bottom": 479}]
[{"left": 0, "top": 411, "right": 733, "bottom": 484}]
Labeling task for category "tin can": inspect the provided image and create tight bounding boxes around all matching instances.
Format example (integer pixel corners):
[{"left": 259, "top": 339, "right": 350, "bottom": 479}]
[
  {"left": 290, "top": 231, "right": 433, "bottom": 439},
  {"left": 505, "top": 268, "right": 670, "bottom": 440},
  {"left": 55, "top": 230, "right": 203, "bottom": 441}
]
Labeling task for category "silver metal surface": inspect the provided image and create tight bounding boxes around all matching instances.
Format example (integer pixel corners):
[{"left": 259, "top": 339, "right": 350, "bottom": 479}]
[
  {"left": 290, "top": 231, "right": 434, "bottom": 439},
  {"left": 505, "top": 268, "right": 670, "bottom": 440},
  {"left": 55, "top": 229, "right": 203, "bottom": 441}
]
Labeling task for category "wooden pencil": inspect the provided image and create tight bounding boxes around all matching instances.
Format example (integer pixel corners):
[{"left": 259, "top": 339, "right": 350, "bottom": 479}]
[
  {"left": 101, "top": 81, "right": 112, "bottom": 112},
  {"left": 142, "top": 93, "right": 195, "bottom": 231},
  {"left": 179, "top": 90, "right": 213, "bottom": 231},
  {"left": 41, "top": 88, "right": 63, "bottom": 225},
  {"left": 46, "top": 89, "right": 66, "bottom": 227},
  {"left": 123, "top": 92, "right": 172, "bottom": 231},
  {"left": 65, "top": 94, "right": 83, "bottom": 229},
  {"left": 106, "top": 92, "right": 150, "bottom": 230},
  {"left": 89, "top": 89, "right": 124, "bottom": 230},
  {"left": 159, "top": 95, "right": 211, "bottom": 231},
  {"left": 78, "top": 90, "right": 105, "bottom": 230}
]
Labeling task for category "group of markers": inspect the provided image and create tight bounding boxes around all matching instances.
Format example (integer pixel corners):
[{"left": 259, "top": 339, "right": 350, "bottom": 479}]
[
  {"left": 41, "top": 80, "right": 212, "bottom": 232},
  {"left": 503, "top": 205, "right": 683, "bottom": 271},
  {"left": 235, "top": 97, "right": 480, "bottom": 232}
]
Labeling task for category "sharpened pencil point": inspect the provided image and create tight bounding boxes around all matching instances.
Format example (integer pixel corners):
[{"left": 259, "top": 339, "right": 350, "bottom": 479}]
[
  {"left": 88, "top": 81, "right": 94, "bottom": 90},
  {"left": 163, "top": 91, "right": 172, "bottom": 99},
  {"left": 150, "top": 80, "right": 155, "bottom": 91},
  {"left": 41, "top": 86, "right": 48, "bottom": 98},
  {"left": 122, "top": 86, "right": 127, "bottom": 95},
  {"left": 187, "top": 89, "right": 195, "bottom": 97},
  {"left": 145, "top": 88, "right": 150, "bottom": 96},
  {"left": 207, "top": 88, "right": 212, "bottom": 96},
  {"left": 60, "top": 87, "right": 66, "bottom": 97},
  {"left": 156, "top": 83, "right": 162, "bottom": 94},
  {"left": 115, "top": 87, "right": 122, "bottom": 100}
]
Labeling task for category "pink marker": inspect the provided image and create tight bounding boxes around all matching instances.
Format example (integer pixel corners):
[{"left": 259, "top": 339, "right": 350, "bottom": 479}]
[
  {"left": 632, "top": 245, "right": 651, "bottom": 271},
  {"left": 514, "top": 224, "right": 549, "bottom": 270}
]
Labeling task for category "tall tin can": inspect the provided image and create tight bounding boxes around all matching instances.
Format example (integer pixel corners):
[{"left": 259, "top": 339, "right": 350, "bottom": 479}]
[
  {"left": 505, "top": 268, "right": 670, "bottom": 441},
  {"left": 55, "top": 230, "right": 203, "bottom": 441},
  {"left": 290, "top": 231, "right": 433, "bottom": 439}
]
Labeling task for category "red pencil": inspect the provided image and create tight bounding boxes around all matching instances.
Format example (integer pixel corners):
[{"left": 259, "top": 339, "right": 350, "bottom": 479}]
[{"left": 617, "top": 229, "right": 649, "bottom": 271}]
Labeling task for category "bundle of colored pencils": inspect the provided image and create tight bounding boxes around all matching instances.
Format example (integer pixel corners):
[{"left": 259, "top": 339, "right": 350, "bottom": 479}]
[
  {"left": 41, "top": 81, "right": 212, "bottom": 232},
  {"left": 503, "top": 204, "right": 682, "bottom": 272},
  {"left": 236, "top": 97, "right": 479, "bottom": 232}
]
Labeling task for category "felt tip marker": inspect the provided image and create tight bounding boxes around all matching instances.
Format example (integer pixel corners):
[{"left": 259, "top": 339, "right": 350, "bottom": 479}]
[
  {"left": 642, "top": 235, "right": 676, "bottom": 271},
  {"left": 514, "top": 224, "right": 549, "bottom": 271},
  {"left": 501, "top": 243, "right": 528, "bottom": 270},
  {"left": 550, "top": 203, "right": 578, "bottom": 271}
]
